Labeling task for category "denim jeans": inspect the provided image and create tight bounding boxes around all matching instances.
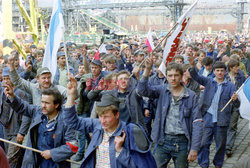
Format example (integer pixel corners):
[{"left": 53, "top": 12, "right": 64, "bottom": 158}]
[
  {"left": 153, "top": 134, "right": 188, "bottom": 168},
  {"left": 198, "top": 123, "right": 228, "bottom": 168},
  {"left": 226, "top": 106, "right": 240, "bottom": 152}
]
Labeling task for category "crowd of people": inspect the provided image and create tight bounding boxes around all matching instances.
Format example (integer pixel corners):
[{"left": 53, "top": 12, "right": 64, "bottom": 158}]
[{"left": 0, "top": 31, "right": 249, "bottom": 168}]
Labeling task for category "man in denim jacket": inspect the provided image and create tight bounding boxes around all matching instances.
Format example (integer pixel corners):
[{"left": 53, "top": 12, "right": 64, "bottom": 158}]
[
  {"left": 63, "top": 76, "right": 157, "bottom": 168},
  {"left": 137, "top": 57, "right": 203, "bottom": 168},
  {"left": 189, "top": 57, "right": 239, "bottom": 168}
]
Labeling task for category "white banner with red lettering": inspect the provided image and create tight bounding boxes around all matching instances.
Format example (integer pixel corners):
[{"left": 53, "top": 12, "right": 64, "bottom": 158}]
[{"left": 159, "top": 0, "right": 198, "bottom": 76}]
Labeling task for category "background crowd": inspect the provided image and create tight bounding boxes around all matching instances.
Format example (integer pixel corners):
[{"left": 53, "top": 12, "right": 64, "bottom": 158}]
[{"left": 0, "top": 31, "right": 249, "bottom": 168}]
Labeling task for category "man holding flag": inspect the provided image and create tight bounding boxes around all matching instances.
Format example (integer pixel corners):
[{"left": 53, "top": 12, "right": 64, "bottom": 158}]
[{"left": 189, "top": 57, "right": 240, "bottom": 168}]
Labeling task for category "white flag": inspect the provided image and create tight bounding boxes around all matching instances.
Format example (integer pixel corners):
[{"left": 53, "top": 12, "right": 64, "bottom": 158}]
[
  {"left": 42, "top": 0, "right": 65, "bottom": 81},
  {"left": 159, "top": 0, "right": 198, "bottom": 76},
  {"left": 237, "top": 77, "right": 250, "bottom": 129}
]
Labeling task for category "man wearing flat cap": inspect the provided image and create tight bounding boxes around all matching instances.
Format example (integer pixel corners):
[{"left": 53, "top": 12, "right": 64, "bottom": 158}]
[
  {"left": 134, "top": 50, "right": 146, "bottom": 68},
  {"left": 8, "top": 55, "right": 70, "bottom": 106},
  {"left": 106, "top": 44, "right": 114, "bottom": 54},
  {"left": 64, "top": 76, "right": 157, "bottom": 168},
  {"left": 76, "top": 59, "right": 108, "bottom": 161},
  {"left": 53, "top": 51, "right": 75, "bottom": 87}
]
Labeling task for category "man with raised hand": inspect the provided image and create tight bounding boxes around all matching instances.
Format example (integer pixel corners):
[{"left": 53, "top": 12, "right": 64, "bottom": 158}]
[
  {"left": 188, "top": 56, "right": 239, "bottom": 168},
  {"left": 63, "top": 75, "right": 157, "bottom": 168},
  {"left": 8, "top": 55, "right": 69, "bottom": 106},
  {"left": 3, "top": 83, "right": 77, "bottom": 168},
  {"left": 137, "top": 55, "right": 203, "bottom": 168}
]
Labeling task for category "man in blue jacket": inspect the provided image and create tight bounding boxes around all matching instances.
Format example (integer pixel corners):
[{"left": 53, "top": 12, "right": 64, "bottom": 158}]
[
  {"left": 225, "top": 59, "right": 246, "bottom": 157},
  {"left": 3, "top": 85, "right": 77, "bottom": 168},
  {"left": 137, "top": 57, "right": 203, "bottom": 168},
  {"left": 189, "top": 57, "right": 240, "bottom": 168},
  {"left": 63, "top": 76, "right": 157, "bottom": 168}
]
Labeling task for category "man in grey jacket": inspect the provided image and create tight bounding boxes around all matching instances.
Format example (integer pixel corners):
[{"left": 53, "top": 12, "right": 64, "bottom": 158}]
[{"left": 8, "top": 55, "right": 68, "bottom": 106}]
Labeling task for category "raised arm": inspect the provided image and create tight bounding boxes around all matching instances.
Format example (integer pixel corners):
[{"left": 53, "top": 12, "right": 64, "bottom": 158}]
[
  {"left": 64, "top": 75, "right": 99, "bottom": 133},
  {"left": 3, "top": 82, "right": 39, "bottom": 118},
  {"left": 188, "top": 55, "right": 209, "bottom": 86},
  {"left": 136, "top": 56, "right": 161, "bottom": 98},
  {"left": 8, "top": 55, "right": 33, "bottom": 95},
  {"left": 82, "top": 49, "right": 90, "bottom": 74}
]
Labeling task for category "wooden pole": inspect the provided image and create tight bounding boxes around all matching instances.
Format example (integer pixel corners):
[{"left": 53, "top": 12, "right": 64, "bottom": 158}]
[
  {"left": 0, "top": 138, "right": 81, "bottom": 165},
  {"left": 220, "top": 82, "right": 245, "bottom": 112},
  {"left": 129, "top": 22, "right": 178, "bottom": 78},
  {"left": 63, "top": 36, "right": 70, "bottom": 75}
]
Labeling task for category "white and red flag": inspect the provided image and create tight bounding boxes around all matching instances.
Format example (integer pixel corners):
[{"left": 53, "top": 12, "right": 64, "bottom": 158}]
[
  {"left": 94, "top": 43, "right": 107, "bottom": 60},
  {"left": 159, "top": 0, "right": 198, "bottom": 76},
  {"left": 145, "top": 29, "right": 155, "bottom": 52}
]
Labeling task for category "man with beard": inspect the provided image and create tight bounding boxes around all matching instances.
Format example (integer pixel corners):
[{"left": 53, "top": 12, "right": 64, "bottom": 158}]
[{"left": 3, "top": 84, "right": 77, "bottom": 168}]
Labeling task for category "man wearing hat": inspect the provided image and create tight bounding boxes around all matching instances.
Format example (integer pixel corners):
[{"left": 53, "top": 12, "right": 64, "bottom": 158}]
[
  {"left": 75, "top": 59, "right": 108, "bottom": 161},
  {"left": 131, "top": 42, "right": 139, "bottom": 53},
  {"left": 0, "top": 67, "right": 30, "bottom": 167},
  {"left": 106, "top": 44, "right": 114, "bottom": 54},
  {"left": 53, "top": 51, "right": 75, "bottom": 88},
  {"left": 134, "top": 50, "right": 146, "bottom": 68},
  {"left": 8, "top": 55, "right": 70, "bottom": 106},
  {"left": 63, "top": 76, "right": 157, "bottom": 168}
]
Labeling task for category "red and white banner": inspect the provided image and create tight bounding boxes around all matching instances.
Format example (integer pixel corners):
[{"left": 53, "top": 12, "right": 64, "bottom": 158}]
[
  {"left": 159, "top": 0, "right": 198, "bottom": 76},
  {"left": 94, "top": 43, "right": 107, "bottom": 60},
  {"left": 145, "top": 29, "right": 155, "bottom": 52}
]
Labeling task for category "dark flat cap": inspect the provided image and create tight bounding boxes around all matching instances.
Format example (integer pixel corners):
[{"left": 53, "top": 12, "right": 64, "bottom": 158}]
[
  {"left": 91, "top": 59, "right": 102, "bottom": 67},
  {"left": 96, "top": 93, "right": 120, "bottom": 107},
  {"left": 2, "top": 67, "right": 9, "bottom": 77},
  {"left": 123, "top": 40, "right": 129, "bottom": 44},
  {"left": 106, "top": 45, "right": 114, "bottom": 50}
]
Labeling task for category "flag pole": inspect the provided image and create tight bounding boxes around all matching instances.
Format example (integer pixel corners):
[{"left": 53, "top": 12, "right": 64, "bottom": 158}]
[
  {"left": 0, "top": 138, "right": 81, "bottom": 165},
  {"left": 63, "top": 35, "right": 70, "bottom": 76},
  {"left": 129, "top": 22, "right": 178, "bottom": 78},
  {"left": 220, "top": 82, "right": 245, "bottom": 112}
]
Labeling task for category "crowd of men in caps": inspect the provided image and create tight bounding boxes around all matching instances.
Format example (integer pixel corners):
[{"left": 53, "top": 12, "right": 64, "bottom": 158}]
[{"left": 0, "top": 32, "right": 249, "bottom": 168}]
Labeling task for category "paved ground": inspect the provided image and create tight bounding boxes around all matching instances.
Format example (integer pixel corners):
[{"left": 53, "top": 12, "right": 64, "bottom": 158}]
[
  {"left": 71, "top": 118, "right": 250, "bottom": 168},
  {"left": 169, "top": 118, "right": 250, "bottom": 168}
]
